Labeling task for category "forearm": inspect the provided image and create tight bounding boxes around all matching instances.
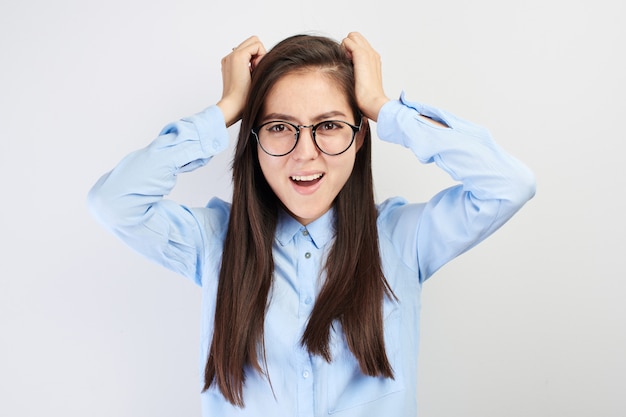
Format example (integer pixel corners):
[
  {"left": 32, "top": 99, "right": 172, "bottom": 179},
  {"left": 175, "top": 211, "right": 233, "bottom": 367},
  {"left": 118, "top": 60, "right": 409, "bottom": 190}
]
[{"left": 377, "top": 93, "right": 536, "bottom": 207}]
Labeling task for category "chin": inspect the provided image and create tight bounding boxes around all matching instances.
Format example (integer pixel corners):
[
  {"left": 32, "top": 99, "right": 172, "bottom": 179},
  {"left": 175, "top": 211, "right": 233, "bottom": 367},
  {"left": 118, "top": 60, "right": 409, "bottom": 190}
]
[{"left": 291, "top": 207, "right": 328, "bottom": 225}]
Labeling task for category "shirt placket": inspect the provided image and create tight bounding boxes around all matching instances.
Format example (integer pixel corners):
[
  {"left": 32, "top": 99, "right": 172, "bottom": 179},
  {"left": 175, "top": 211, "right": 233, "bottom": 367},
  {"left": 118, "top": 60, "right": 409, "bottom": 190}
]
[{"left": 295, "top": 227, "right": 317, "bottom": 417}]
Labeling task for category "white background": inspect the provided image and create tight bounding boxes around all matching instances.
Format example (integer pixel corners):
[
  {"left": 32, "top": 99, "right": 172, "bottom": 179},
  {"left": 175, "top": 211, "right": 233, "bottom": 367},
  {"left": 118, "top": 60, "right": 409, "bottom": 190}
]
[{"left": 1, "top": 0, "right": 624, "bottom": 415}]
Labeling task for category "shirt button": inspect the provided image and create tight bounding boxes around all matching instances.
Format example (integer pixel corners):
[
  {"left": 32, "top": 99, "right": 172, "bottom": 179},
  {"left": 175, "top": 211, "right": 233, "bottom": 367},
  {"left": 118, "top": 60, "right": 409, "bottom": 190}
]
[
  {"left": 304, "top": 297, "right": 313, "bottom": 305},
  {"left": 302, "top": 230, "right": 309, "bottom": 236},
  {"left": 304, "top": 252, "right": 311, "bottom": 259},
  {"left": 303, "top": 371, "right": 310, "bottom": 378}
]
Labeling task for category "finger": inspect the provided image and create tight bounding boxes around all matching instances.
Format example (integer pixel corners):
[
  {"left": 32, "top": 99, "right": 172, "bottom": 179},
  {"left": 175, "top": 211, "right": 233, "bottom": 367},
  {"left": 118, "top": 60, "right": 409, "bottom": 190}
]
[
  {"left": 343, "top": 32, "right": 370, "bottom": 49},
  {"left": 341, "top": 37, "right": 354, "bottom": 59},
  {"left": 233, "top": 35, "right": 261, "bottom": 50},
  {"left": 230, "top": 37, "right": 266, "bottom": 70},
  {"left": 251, "top": 53, "right": 264, "bottom": 72},
  {"left": 341, "top": 34, "right": 370, "bottom": 61},
  {"left": 232, "top": 36, "right": 265, "bottom": 58},
  {"left": 248, "top": 42, "right": 267, "bottom": 70}
]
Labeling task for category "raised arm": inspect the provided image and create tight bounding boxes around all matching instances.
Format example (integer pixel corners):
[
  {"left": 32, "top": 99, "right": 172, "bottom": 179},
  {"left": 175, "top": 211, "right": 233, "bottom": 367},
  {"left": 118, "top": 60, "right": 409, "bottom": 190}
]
[
  {"left": 343, "top": 32, "right": 535, "bottom": 281},
  {"left": 377, "top": 95, "right": 536, "bottom": 281},
  {"left": 87, "top": 37, "right": 267, "bottom": 284}
]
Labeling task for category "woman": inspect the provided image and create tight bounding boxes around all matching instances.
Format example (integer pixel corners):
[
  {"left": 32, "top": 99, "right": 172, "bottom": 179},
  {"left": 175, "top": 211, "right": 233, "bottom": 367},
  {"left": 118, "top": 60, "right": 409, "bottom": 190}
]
[{"left": 88, "top": 32, "right": 535, "bottom": 416}]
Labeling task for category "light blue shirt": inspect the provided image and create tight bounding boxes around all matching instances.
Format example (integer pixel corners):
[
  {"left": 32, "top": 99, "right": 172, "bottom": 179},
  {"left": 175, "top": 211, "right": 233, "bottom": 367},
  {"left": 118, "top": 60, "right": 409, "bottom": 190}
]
[{"left": 88, "top": 93, "right": 535, "bottom": 416}]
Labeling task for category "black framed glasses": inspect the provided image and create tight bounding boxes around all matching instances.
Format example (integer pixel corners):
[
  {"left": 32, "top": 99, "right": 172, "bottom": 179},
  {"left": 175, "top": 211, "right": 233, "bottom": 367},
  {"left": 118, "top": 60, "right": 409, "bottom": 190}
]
[{"left": 251, "top": 118, "right": 362, "bottom": 156}]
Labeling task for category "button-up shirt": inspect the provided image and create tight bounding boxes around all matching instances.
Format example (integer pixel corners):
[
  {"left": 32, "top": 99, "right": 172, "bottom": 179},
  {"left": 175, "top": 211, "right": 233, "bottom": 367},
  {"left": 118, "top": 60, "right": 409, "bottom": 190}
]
[{"left": 88, "top": 94, "right": 535, "bottom": 416}]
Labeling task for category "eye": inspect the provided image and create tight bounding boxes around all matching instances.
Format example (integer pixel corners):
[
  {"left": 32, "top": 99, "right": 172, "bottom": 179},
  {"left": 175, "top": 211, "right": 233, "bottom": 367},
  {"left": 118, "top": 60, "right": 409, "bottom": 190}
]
[
  {"left": 265, "top": 122, "right": 296, "bottom": 135},
  {"left": 267, "top": 123, "right": 286, "bottom": 133},
  {"left": 319, "top": 121, "right": 343, "bottom": 131}
]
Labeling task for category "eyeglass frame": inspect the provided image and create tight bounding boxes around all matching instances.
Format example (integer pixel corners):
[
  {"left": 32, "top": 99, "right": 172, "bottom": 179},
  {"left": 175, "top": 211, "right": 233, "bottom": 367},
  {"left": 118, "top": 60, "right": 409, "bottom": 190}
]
[{"left": 251, "top": 117, "right": 363, "bottom": 157}]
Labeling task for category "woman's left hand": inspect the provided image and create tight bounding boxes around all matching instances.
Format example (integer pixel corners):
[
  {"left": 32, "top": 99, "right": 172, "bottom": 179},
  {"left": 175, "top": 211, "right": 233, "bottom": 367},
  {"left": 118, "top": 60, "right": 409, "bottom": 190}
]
[{"left": 341, "top": 32, "right": 390, "bottom": 122}]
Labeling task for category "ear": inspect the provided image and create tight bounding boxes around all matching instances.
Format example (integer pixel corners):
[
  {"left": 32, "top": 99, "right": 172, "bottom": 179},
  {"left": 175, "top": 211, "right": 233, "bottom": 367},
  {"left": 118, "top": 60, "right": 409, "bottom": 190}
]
[{"left": 355, "top": 118, "right": 369, "bottom": 152}]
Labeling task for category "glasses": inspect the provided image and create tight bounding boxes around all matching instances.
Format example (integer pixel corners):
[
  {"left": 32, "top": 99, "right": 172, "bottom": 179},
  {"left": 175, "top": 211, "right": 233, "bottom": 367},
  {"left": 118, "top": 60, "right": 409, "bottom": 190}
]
[{"left": 251, "top": 118, "right": 362, "bottom": 156}]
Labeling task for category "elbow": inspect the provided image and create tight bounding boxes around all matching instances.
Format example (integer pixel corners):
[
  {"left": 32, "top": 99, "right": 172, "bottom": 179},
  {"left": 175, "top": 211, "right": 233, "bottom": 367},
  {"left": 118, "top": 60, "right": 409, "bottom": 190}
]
[
  {"left": 86, "top": 174, "right": 133, "bottom": 230},
  {"left": 520, "top": 166, "right": 537, "bottom": 202},
  {"left": 508, "top": 165, "right": 537, "bottom": 208},
  {"left": 86, "top": 178, "right": 116, "bottom": 229}
]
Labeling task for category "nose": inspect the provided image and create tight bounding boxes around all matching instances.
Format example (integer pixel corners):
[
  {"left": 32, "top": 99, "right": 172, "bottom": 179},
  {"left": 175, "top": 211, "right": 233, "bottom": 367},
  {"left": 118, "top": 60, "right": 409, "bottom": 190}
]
[{"left": 291, "top": 126, "right": 319, "bottom": 160}]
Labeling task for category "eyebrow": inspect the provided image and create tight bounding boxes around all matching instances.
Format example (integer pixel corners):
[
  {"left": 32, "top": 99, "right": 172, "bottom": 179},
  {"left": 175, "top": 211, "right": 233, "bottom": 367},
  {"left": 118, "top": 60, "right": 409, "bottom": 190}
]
[{"left": 260, "top": 110, "right": 349, "bottom": 124}]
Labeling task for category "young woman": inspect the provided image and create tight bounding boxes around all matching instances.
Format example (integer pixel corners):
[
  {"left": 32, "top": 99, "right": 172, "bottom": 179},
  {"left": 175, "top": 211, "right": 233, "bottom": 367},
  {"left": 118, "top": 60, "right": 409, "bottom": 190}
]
[{"left": 88, "top": 32, "right": 535, "bottom": 416}]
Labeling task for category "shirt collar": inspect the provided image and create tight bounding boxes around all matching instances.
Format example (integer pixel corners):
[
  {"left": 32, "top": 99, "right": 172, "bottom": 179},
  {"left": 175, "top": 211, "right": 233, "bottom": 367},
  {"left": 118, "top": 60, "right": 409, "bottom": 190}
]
[{"left": 275, "top": 208, "right": 336, "bottom": 249}]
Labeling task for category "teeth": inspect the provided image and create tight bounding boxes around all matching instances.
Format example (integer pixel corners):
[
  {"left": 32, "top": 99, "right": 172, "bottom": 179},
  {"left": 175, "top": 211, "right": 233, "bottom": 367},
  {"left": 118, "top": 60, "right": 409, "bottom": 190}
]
[{"left": 291, "top": 173, "right": 323, "bottom": 182}]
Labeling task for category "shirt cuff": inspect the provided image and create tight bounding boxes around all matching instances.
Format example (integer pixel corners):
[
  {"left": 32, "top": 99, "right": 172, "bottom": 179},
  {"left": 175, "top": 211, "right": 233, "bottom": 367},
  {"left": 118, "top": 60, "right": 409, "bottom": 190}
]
[{"left": 183, "top": 105, "right": 230, "bottom": 156}]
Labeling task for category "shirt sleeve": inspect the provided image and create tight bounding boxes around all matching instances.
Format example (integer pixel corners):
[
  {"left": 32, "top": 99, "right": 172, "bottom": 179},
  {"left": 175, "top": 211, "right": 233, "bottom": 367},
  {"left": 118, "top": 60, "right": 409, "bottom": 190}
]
[
  {"left": 87, "top": 105, "right": 230, "bottom": 285},
  {"left": 376, "top": 92, "right": 536, "bottom": 282}
]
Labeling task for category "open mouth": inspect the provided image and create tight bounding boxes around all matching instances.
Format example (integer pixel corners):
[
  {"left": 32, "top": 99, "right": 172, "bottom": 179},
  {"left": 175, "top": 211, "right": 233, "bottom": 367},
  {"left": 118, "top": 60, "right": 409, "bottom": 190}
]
[{"left": 290, "top": 173, "right": 324, "bottom": 186}]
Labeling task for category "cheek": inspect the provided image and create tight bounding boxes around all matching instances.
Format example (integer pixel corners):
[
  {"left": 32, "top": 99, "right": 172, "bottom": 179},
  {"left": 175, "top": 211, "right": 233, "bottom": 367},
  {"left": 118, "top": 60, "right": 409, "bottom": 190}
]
[
  {"left": 257, "top": 152, "right": 283, "bottom": 188},
  {"left": 338, "top": 152, "right": 357, "bottom": 178},
  {"left": 329, "top": 155, "right": 357, "bottom": 194},
  {"left": 257, "top": 151, "right": 272, "bottom": 176}
]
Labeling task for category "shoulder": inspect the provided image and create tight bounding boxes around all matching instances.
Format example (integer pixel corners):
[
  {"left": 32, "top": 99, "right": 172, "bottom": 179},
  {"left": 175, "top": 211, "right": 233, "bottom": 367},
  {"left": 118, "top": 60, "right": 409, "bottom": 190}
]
[
  {"left": 189, "top": 197, "right": 231, "bottom": 241},
  {"left": 376, "top": 196, "right": 408, "bottom": 221},
  {"left": 376, "top": 197, "right": 425, "bottom": 237}
]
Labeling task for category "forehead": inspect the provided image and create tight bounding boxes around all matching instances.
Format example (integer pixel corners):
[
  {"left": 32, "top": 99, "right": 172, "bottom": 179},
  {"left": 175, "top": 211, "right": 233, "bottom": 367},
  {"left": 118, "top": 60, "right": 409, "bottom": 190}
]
[{"left": 262, "top": 70, "right": 351, "bottom": 119}]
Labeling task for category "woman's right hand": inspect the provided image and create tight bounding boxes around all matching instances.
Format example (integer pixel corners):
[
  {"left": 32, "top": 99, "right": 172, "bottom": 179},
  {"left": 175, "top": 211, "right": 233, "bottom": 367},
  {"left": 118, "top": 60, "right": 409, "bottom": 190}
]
[{"left": 217, "top": 36, "right": 266, "bottom": 127}]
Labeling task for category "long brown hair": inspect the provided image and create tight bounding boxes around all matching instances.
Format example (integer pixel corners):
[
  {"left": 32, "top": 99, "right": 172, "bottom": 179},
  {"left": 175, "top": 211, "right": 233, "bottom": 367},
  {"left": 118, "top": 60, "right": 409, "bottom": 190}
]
[{"left": 203, "top": 34, "right": 396, "bottom": 407}]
